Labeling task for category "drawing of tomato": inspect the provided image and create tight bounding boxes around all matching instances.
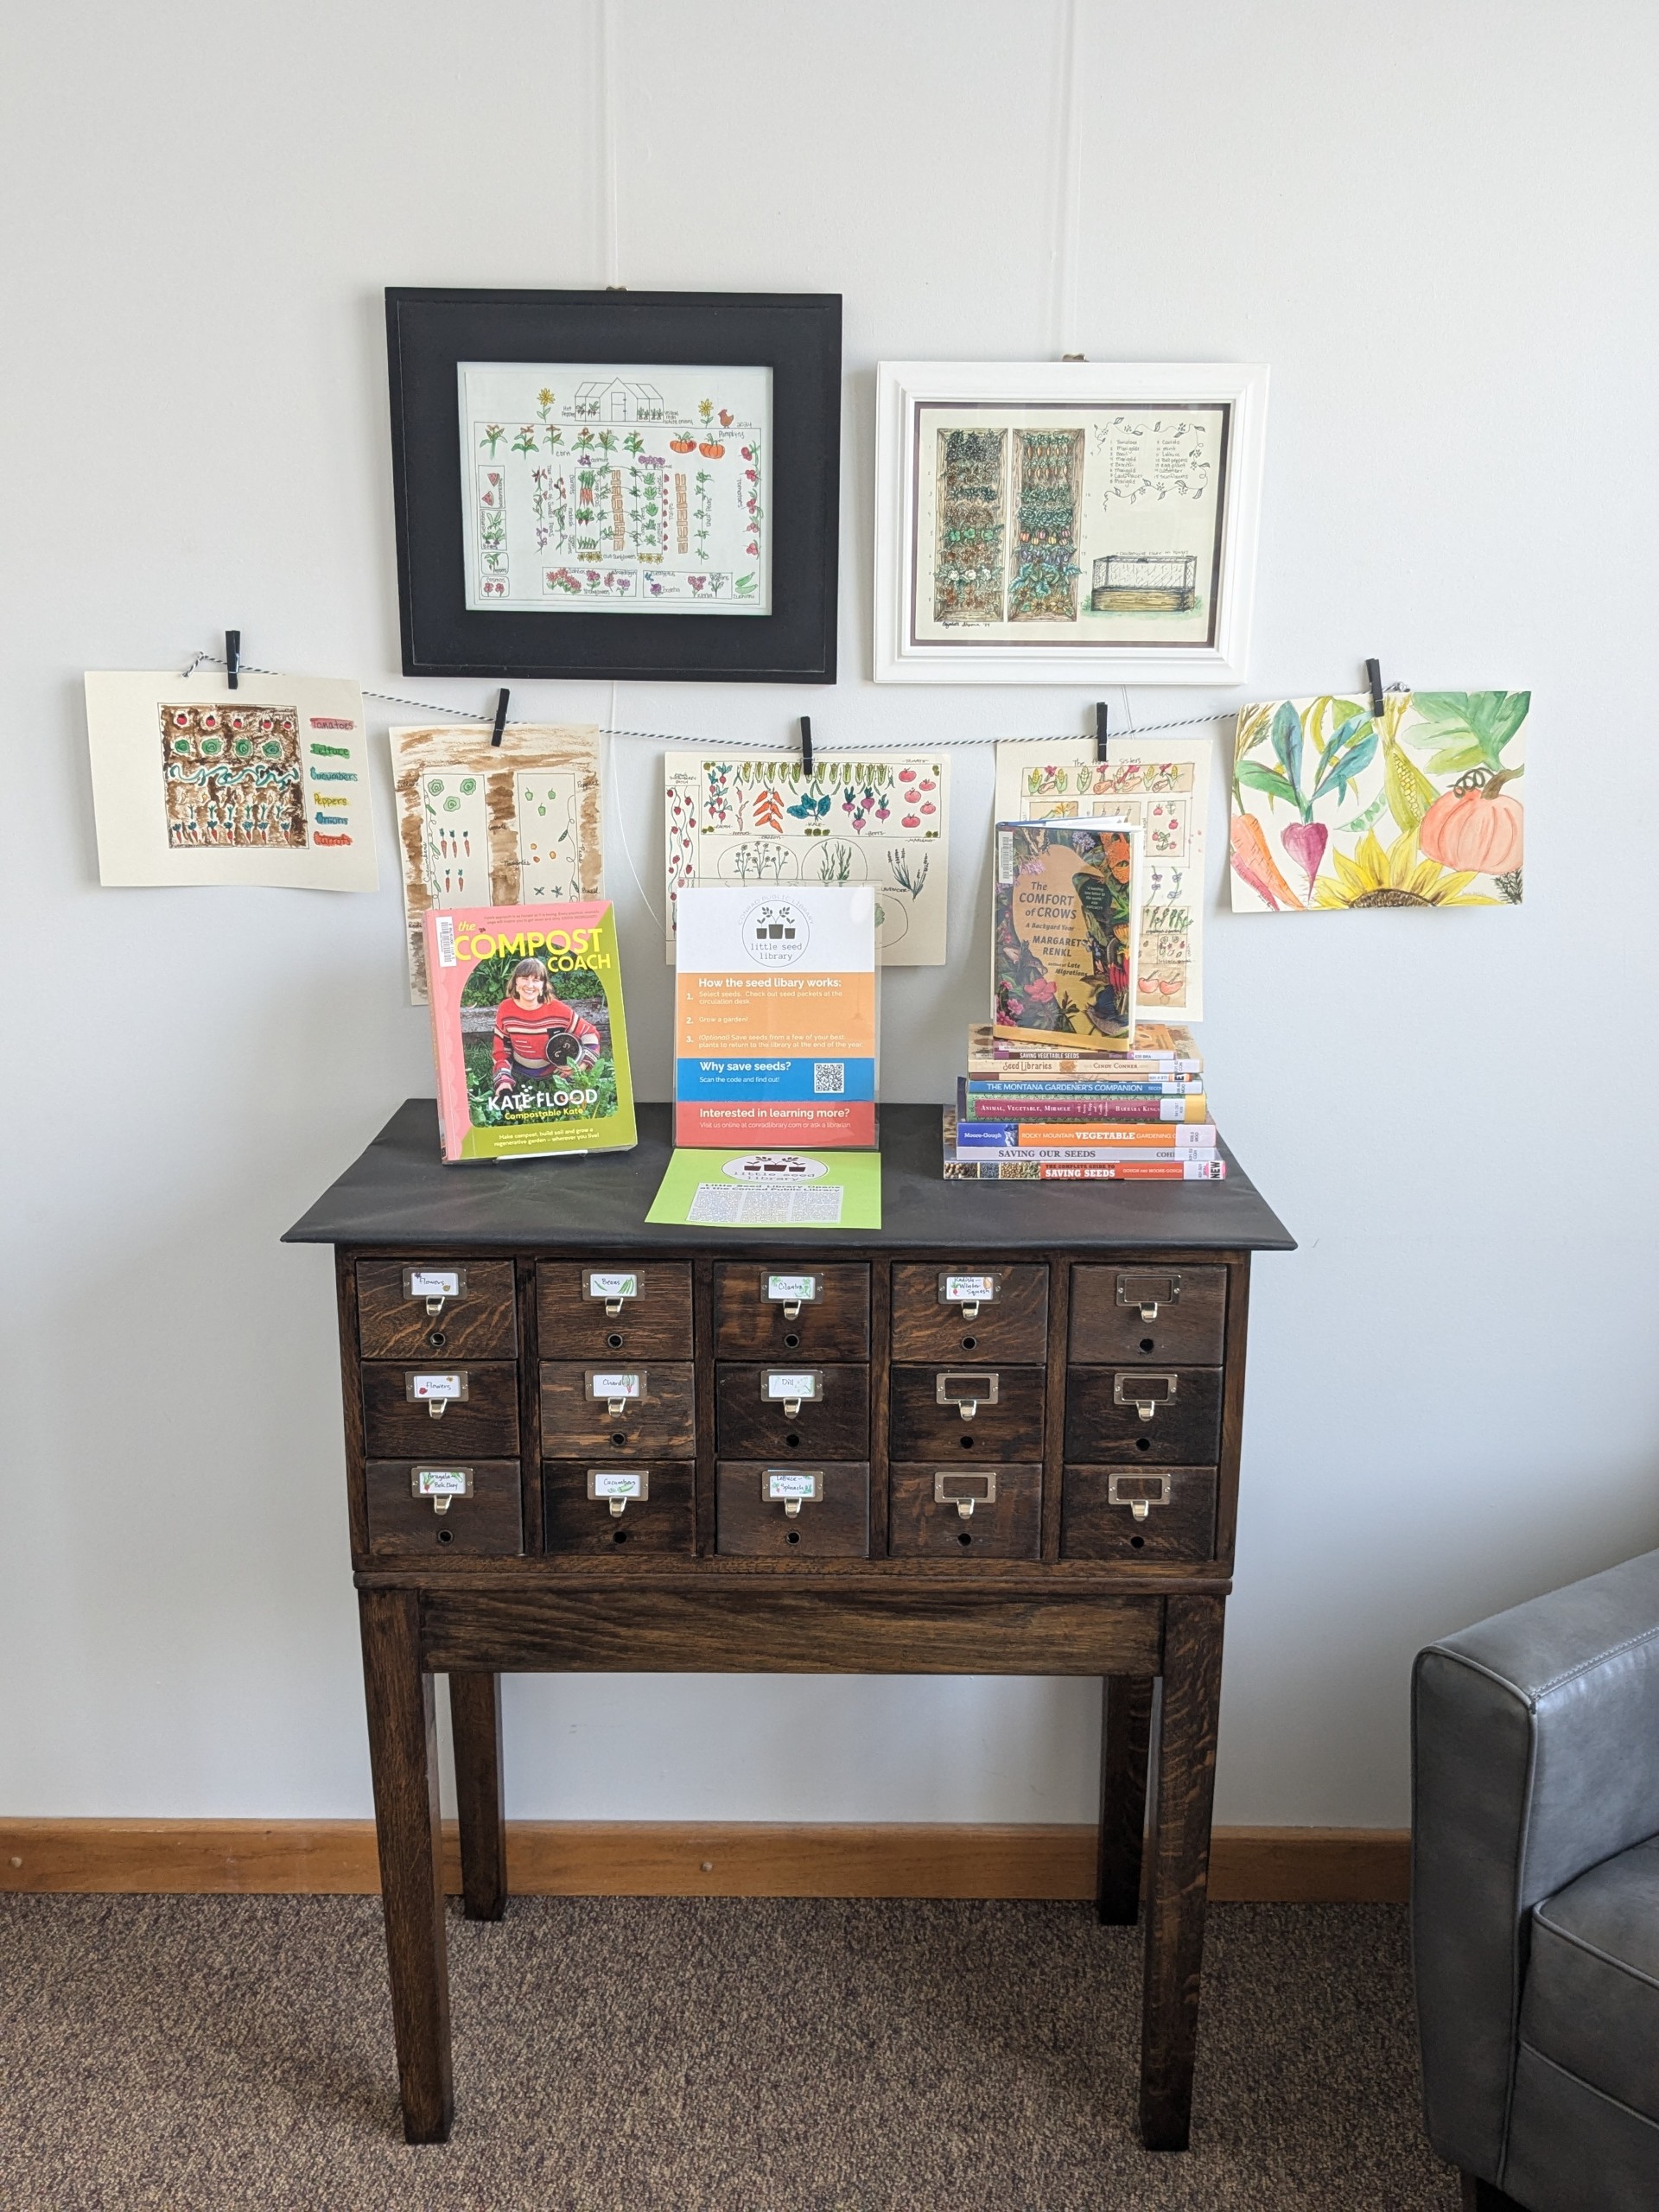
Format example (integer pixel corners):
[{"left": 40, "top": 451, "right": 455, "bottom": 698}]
[
  {"left": 902, "top": 814, "right": 920, "bottom": 829},
  {"left": 919, "top": 803, "right": 936, "bottom": 814},
  {"left": 898, "top": 768, "right": 916, "bottom": 782},
  {"left": 699, "top": 441, "right": 725, "bottom": 459}
]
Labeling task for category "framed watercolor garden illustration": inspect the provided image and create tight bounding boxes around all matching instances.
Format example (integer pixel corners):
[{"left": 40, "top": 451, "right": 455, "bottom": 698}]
[
  {"left": 386, "top": 289, "right": 841, "bottom": 683},
  {"left": 873, "top": 360, "right": 1268, "bottom": 684}
]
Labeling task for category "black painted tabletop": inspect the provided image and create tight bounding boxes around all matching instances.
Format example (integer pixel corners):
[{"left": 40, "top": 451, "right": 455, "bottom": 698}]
[{"left": 283, "top": 1101, "right": 1294, "bottom": 1254}]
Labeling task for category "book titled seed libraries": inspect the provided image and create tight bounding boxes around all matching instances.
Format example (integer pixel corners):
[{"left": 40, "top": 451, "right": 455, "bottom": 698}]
[
  {"left": 674, "top": 885, "right": 878, "bottom": 1147},
  {"left": 994, "top": 821, "right": 1142, "bottom": 1048},
  {"left": 423, "top": 901, "right": 636, "bottom": 1163}
]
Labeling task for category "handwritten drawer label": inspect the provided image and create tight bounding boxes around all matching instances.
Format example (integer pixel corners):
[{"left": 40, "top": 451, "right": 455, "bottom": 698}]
[
  {"left": 765, "top": 1471, "right": 821, "bottom": 1501},
  {"left": 588, "top": 1272, "right": 639, "bottom": 1300},
  {"left": 766, "top": 1371, "right": 819, "bottom": 1401},
  {"left": 766, "top": 1274, "right": 818, "bottom": 1302},
  {"left": 943, "top": 1274, "right": 996, "bottom": 1303},
  {"left": 414, "top": 1468, "right": 470, "bottom": 1497},
  {"left": 589, "top": 1471, "right": 645, "bottom": 1500},
  {"left": 408, "top": 1269, "right": 461, "bottom": 1299},
  {"left": 410, "top": 1372, "right": 463, "bottom": 1401},
  {"left": 589, "top": 1371, "right": 643, "bottom": 1399}
]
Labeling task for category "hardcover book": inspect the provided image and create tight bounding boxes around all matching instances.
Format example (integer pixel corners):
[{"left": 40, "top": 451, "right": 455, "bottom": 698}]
[
  {"left": 674, "top": 884, "right": 878, "bottom": 1147},
  {"left": 423, "top": 900, "right": 635, "bottom": 1164},
  {"left": 993, "top": 822, "right": 1142, "bottom": 1047}
]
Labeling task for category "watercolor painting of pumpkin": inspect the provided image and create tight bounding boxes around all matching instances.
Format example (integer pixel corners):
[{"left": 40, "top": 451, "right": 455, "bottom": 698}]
[{"left": 1228, "top": 690, "right": 1527, "bottom": 913}]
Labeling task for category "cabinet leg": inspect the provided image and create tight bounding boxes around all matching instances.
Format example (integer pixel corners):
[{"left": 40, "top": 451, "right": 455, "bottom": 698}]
[
  {"left": 1097, "top": 1675, "right": 1154, "bottom": 1925},
  {"left": 1139, "top": 1595, "right": 1225, "bottom": 2152},
  {"left": 450, "top": 1671, "right": 507, "bottom": 1922},
  {"left": 359, "top": 1588, "right": 454, "bottom": 2145}
]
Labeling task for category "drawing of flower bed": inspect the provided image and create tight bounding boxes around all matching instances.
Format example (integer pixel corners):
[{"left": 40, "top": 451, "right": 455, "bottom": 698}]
[
  {"left": 696, "top": 760, "right": 942, "bottom": 839},
  {"left": 1229, "top": 691, "right": 1527, "bottom": 912}
]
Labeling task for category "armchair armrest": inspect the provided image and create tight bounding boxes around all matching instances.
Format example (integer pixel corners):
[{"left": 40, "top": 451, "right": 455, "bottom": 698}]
[{"left": 1412, "top": 1546, "right": 1659, "bottom": 2180}]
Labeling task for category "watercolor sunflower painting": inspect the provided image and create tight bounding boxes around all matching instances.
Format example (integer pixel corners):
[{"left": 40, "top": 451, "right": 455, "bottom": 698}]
[{"left": 1228, "top": 691, "right": 1527, "bottom": 914}]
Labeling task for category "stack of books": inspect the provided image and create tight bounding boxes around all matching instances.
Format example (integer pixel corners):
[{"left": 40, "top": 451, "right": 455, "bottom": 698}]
[{"left": 944, "top": 1025, "right": 1223, "bottom": 1181}]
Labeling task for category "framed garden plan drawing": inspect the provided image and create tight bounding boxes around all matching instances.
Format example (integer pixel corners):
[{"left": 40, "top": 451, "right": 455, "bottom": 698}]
[
  {"left": 874, "top": 361, "right": 1268, "bottom": 684},
  {"left": 387, "top": 290, "right": 841, "bottom": 683}
]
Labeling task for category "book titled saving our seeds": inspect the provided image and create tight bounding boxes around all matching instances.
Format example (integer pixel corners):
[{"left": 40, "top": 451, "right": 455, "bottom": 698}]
[{"left": 423, "top": 900, "right": 635, "bottom": 1163}]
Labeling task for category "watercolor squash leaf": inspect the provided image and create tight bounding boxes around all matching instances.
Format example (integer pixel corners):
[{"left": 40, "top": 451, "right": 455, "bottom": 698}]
[{"left": 1404, "top": 691, "right": 1530, "bottom": 778}]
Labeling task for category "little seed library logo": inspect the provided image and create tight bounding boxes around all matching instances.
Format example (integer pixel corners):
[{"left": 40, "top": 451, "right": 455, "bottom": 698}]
[
  {"left": 742, "top": 899, "right": 810, "bottom": 966},
  {"left": 722, "top": 1154, "right": 828, "bottom": 1180}
]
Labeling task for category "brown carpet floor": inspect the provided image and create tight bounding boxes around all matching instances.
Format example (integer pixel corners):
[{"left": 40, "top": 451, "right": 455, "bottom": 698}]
[{"left": 0, "top": 1895, "right": 1456, "bottom": 2210}]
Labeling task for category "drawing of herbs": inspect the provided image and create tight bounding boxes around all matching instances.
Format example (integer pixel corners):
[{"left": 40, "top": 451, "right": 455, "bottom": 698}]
[
  {"left": 693, "top": 471, "right": 713, "bottom": 557},
  {"left": 741, "top": 438, "right": 764, "bottom": 557},
  {"left": 480, "top": 423, "right": 505, "bottom": 456},
  {"left": 512, "top": 423, "right": 537, "bottom": 455},
  {"left": 817, "top": 842, "right": 854, "bottom": 884},
  {"left": 887, "top": 847, "right": 929, "bottom": 900},
  {"left": 1235, "top": 696, "right": 1377, "bottom": 894}
]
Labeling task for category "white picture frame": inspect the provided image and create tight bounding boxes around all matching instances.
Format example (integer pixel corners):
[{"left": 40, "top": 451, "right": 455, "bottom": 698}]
[{"left": 874, "top": 359, "right": 1268, "bottom": 685}]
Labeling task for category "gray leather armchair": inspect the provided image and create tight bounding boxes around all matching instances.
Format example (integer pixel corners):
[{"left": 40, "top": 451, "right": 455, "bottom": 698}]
[{"left": 1414, "top": 1548, "right": 1659, "bottom": 2211}]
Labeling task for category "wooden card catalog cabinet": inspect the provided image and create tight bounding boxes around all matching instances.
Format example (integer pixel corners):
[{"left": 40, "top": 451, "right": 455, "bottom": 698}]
[{"left": 287, "top": 1103, "right": 1291, "bottom": 2158}]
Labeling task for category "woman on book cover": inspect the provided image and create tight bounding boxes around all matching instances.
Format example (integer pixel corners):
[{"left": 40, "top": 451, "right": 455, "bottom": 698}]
[{"left": 492, "top": 957, "right": 600, "bottom": 1106}]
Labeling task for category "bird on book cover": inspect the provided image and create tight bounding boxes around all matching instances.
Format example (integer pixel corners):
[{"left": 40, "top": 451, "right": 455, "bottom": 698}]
[
  {"left": 492, "top": 957, "right": 600, "bottom": 1104},
  {"left": 1073, "top": 867, "right": 1132, "bottom": 1033}
]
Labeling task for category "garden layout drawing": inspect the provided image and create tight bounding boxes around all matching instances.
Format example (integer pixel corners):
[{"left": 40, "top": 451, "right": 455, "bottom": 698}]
[
  {"left": 391, "top": 723, "right": 602, "bottom": 1000},
  {"left": 995, "top": 735, "right": 1211, "bottom": 1019},
  {"left": 84, "top": 669, "right": 376, "bottom": 891},
  {"left": 664, "top": 753, "right": 949, "bottom": 966},
  {"left": 1228, "top": 691, "right": 1528, "bottom": 912},
  {"left": 459, "top": 363, "right": 771, "bottom": 614}
]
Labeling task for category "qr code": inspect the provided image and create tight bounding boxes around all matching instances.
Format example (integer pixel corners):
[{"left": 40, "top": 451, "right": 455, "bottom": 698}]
[{"left": 813, "top": 1062, "right": 845, "bottom": 1094}]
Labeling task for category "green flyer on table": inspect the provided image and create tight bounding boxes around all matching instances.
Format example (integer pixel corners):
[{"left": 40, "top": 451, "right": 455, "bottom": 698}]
[{"left": 645, "top": 1147, "right": 883, "bottom": 1230}]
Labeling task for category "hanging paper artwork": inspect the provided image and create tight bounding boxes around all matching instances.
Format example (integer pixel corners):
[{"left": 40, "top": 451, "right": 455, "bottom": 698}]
[
  {"left": 994, "top": 735, "right": 1211, "bottom": 1019},
  {"left": 1228, "top": 692, "right": 1528, "bottom": 913},
  {"left": 663, "top": 752, "right": 949, "bottom": 965},
  {"left": 84, "top": 670, "right": 377, "bottom": 890},
  {"left": 391, "top": 723, "right": 602, "bottom": 1000},
  {"left": 458, "top": 364, "right": 772, "bottom": 615}
]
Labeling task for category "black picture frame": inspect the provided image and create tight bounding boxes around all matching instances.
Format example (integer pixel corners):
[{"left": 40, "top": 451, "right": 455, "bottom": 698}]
[{"left": 385, "top": 288, "right": 841, "bottom": 684}]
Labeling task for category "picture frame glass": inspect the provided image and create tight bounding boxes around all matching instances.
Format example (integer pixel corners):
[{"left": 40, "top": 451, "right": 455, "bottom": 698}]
[
  {"left": 459, "top": 361, "right": 773, "bottom": 617},
  {"left": 912, "top": 400, "right": 1230, "bottom": 650}
]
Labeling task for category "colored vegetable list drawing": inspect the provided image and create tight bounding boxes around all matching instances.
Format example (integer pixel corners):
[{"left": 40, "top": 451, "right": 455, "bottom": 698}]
[
  {"left": 662, "top": 752, "right": 950, "bottom": 966},
  {"left": 161, "top": 701, "right": 304, "bottom": 849},
  {"left": 993, "top": 735, "right": 1213, "bottom": 1020},
  {"left": 1228, "top": 692, "right": 1528, "bottom": 913},
  {"left": 933, "top": 429, "right": 1007, "bottom": 626}
]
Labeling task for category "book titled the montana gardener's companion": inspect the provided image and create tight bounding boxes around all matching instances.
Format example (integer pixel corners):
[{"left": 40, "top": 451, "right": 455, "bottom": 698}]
[{"left": 423, "top": 901, "right": 635, "bottom": 1163}]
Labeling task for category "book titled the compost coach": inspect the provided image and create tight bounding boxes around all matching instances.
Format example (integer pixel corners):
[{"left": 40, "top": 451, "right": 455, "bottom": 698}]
[{"left": 423, "top": 900, "right": 636, "bottom": 1163}]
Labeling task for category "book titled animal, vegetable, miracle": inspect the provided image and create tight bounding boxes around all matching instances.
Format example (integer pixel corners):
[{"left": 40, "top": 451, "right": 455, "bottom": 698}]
[
  {"left": 423, "top": 901, "right": 636, "bottom": 1163},
  {"left": 993, "top": 822, "right": 1142, "bottom": 1048}
]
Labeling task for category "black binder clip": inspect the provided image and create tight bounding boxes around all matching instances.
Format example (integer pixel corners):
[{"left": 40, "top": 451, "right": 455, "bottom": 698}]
[
  {"left": 225, "top": 631, "right": 241, "bottom": 691},
  {"left": 1365, "top": 659, "right": 1385, "bottom": 719},
  {"left": 490, "top": 687, "right": 510, "bottom": 747},
  {"left": 1095, "top": 699, "right": 1109, "bottom": 763},
  {"left": 799, "top": 715, "right": 814, "bottom": 776}
]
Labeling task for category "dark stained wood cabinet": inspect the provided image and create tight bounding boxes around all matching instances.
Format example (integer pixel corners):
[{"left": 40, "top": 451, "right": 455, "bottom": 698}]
[{"left": 287, "top": 1101, "right": 1292, "bottom": 2155}]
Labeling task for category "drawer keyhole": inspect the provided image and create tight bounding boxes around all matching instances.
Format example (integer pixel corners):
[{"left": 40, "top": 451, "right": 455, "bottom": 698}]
[
  {"left": 1130, "top": 1534, "right": 1146, "bottom": 1548},
  {"left": 1135, "top": 1437, "right": 1152, "bottom": 1452},
  {"left": 612, "top": 1528, "right": 629, "bottom": 1544},
  {"left": 427, "top": 1329, "right": 447, "bottom": 1349},
  {"left": 1140, "top": 1337, "right": 1154, "bottom": 1352},
  {"left": 436, "top": 1529, "right": 453, "bottom": 1545},
  {"left": 960, "top": 1334, "right": 977, "bottom": 1351},
  {"left": 607, "top": 1332, "right": 624, "bottom": 1349},
  {"left": 610, "top": 1431, "right": 627, "bottom": 1447},
  {"left": 784, "top": 1332, "right": 801, "bottom": 1349},
  {"left": 958, "top": 1434, "right": 976, "bottom": 1449},
  {"left": 785, "top": 1529, "right": 800, "bottom": 1545},
  {"left": 957, "top": 1530, "right": 973, "bottom": 1547},
  {"left": 785, "top": 1433, "right": 801, "bottom": 1448}
]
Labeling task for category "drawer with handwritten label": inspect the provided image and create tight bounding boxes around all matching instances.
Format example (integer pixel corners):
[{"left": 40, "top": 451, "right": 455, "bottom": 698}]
[
  {"left": 536, "top": 1262, "right": 693, "bottom": 1358},
  {"left": 542, "top": 1461, "right": 696, "bottom": 1555},
  {"left": 713, "top": 1363, "right": 870, "bottom": 1459},
  {"left": 889, "top": 1263, "right": 1049, "bottom": 1363},
  {"left": 715, "top": 1462, "right": 871, "bottom": 1559},
  {"left": 365, "top": 1460, "right": 524, "bottom": 1557},
  {"left": 711, "top": 1264, "right": 870, "bottom": 1358},
  {"left": 358, "top": 1262, "right": 518, "bottom": 1359},
  {"left": 538, "top": 1362, "right": 696, "bottom": 1456},
  {"left": 361, "top": 1363, "right": 520, "bottom": 1455}
]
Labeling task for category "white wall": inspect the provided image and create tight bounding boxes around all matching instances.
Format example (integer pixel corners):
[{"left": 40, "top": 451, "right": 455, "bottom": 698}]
[{"left": 5, "top": 0, "right": 1656, "bottom": 1830}]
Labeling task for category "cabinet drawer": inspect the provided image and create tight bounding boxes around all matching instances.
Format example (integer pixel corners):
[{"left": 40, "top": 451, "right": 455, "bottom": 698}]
[
  {"left": 357, "top": 1261, "right": 518, "bottom": 1360},
  {"left": 362, "top": 1363, "right": 520, "bottom": 1456},
  {"left": 1059, "top": 1465, "right": 1217, "bottom": 1562},
  {"left": 889, "top": 1262, "right": 1049, "bottom": 1362},
  {"left": 715, "top": 1462, "right": 870, "bottom": 1558},
  {"left": 542, "top": 1460, "right": 695, "bottom": 1556},
  {"left": 1069, "top": 1265, "right": 1226, "bottom": 1364},
  {"left": 539, "top": 1362, "right": 696, "bottom": 1456},
  {"left": 712, "top": 1263, "right": 870, "bottom": 1359},
  {"left": 365, "top": 1459, "right": 524, "bottom": 1558},
  {"left": 537, "top": 1262, "right": 693, "bottom": 1359},
  {"left": 890, "top": 1364, "right": 1045, "bottom": 1460},
  {"left": 888, "top": 1465, "right": 1041, "bottom": 1560},
  {"left": 1063, "top": 1367, "right": 1222, "bottom": 1464},
  {"left": 714, "top": 1363, "right": 870, "bottom": 1459}
]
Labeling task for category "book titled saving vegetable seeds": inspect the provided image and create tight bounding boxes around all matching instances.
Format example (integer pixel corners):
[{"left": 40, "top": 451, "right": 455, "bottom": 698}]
[
  {"left": 993, "top": 820, "right": 1141, "bottom": 1048},
  {"left": 423, "top": 901, "right": 636, "bottom": 1163}
]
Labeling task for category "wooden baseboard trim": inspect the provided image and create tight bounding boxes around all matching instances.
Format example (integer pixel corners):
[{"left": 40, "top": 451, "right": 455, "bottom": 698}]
[{"left": 0, "top": 1820, "right": 1408, "bottom": 1902}]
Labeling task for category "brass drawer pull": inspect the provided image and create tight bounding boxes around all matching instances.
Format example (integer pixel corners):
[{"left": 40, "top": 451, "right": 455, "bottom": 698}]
[
  {"left": 766, "top": 1271, "right": 822, "bottom": 1320},
  {"left": 411, "top": 1465, "right": 473, "bottom": 1515},
  {"left": 1113, "top": 1372, "right": 1179, "bottom": 1422},
  {"left": 763, "top": 1369, "right": 823, "bottom": 1419},
  {"left": 1108, "top": 1472, "right": 1172, "bottom": 1522},
  {"left": 936, "top": 1370, "right": 1000, "bottom": 1421},
  {"left": 586, "top": 1370, "right": 646, "bottom": 1419},
  {"left": 938, "top": 1270, "right": 1001, "bottom": 1322},
  {"left": 1116, "top": 1272, "right": 1182, "bottom": 1324},
  {"left": 406, "top": 1371, "right": 468, "bottom": 1420},
  {"left": 587, "top": 1271, "right": 641, "bottom": 1319},
  {"left": 933, "top": 1470, "right": 998, "bottom": 1519},
  {"left": 404, "top": 1267, "right": 466, "bottom": 1320},
  {"left": 588, "top": 1469, "right": 649, "bottom": 1517},
  {"left": 763, "top": 1468, "right": 823, "bottom": 1518}
]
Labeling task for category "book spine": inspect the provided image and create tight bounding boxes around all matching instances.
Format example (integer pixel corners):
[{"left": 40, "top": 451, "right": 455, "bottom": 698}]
[
  {"left": 956, "top": 1125, "right": 1217, "bottom": 1152},
  {"left": 966, "top": 1071, "right": 1204, "bottom": 1093},
  {"left": 944, "top": 1157, "right": 1227, "bottom": 1181},
  {"left": 960, "top": 1090, "right": 1206, "bottom": 1122},
  {"left": 984, "top": 1052, "right": 1203, "bottom": 1072}
]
